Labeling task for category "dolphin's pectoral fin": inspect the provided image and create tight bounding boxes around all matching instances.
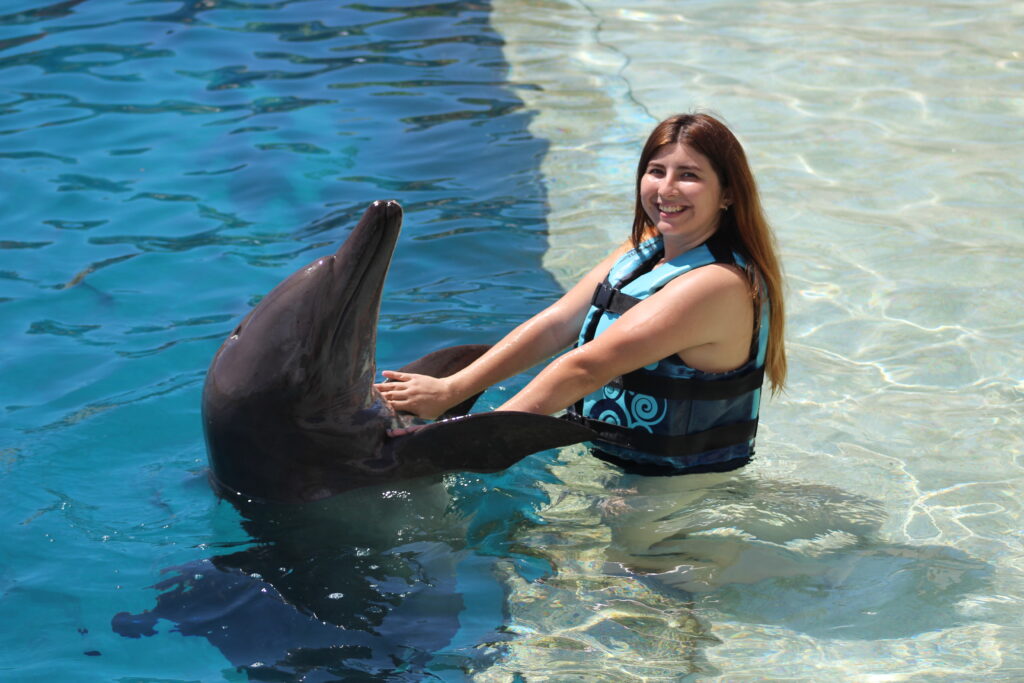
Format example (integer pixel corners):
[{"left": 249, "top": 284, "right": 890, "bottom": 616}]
[
  {"left": 396, "top": 344, "right": 492, "bottom": 417},
  {"left": 386, "top": 411, "right": 597, "bottom": 475}
]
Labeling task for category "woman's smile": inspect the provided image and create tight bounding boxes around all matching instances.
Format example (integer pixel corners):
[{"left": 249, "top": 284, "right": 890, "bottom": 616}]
[{"left": 657, "top": 202, "right": 688, "bottom": 215}]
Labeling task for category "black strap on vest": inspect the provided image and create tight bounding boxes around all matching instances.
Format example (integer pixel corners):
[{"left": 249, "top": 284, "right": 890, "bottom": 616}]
[
  {"left": 590, "top": 281, "right": 641, "bottom": 316},
  {"left": 564, "top": 411, "right": 758, "bottom": 458},
  {"left": 704, "top": 230, "right": 736, "bottom": 266},
  {"left": 591, "top": 448, "right": 752, "bottom": 476},
  {"left": 609, "top": 365, "right": 764, "bottom": 401}
]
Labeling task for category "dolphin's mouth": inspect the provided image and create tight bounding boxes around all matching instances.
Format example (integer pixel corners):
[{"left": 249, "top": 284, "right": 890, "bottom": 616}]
[
  {"left": 322, "top": 200, "right": 403, "bottom": 390},
  {"left": 330, "top": 201, "right": 398, "bottom": 303}
]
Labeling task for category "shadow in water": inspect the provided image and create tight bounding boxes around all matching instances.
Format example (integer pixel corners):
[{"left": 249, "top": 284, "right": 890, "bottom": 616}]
[
  {"left": 599, "top": 459, "right": 994, "bottom": 641},
  {"left": 112, "top": 479, "right": 506, "bottom": 681},
  {"left": 475, "top": 448, "right": 994, "bottom": 680}
]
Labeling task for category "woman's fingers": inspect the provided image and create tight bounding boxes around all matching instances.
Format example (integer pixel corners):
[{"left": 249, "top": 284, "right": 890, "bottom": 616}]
[
  {"left": 373, "top": 371, "right": 448, "bottom": 420},
  {"left": 375, "top": 373, "right": 421, "bottom": 412},
  {"left": 375, "top": 385, "right": 406, "bottom": 404},
  {"left": 375, "top": 370, "right": 410, "bottom": 396}
]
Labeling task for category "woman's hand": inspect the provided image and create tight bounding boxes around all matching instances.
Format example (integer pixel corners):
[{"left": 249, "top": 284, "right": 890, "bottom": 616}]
[{"left": 374, "top": 371, "right": 456, "bottom": 420}]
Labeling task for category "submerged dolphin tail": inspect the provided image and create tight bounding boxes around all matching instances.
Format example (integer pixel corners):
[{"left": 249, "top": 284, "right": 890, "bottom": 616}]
[{"left": 385, "top": 412, "right": 597, "bottom": 476}]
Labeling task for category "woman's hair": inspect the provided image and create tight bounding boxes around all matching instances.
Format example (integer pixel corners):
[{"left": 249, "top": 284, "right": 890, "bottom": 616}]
[{"left": 631, "top": 113, "right": 786, "bottom": 393}]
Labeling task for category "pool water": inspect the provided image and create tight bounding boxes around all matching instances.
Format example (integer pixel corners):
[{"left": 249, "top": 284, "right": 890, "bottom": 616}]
[{"left": 1, "top": 0, "right": 1022, "bottom": 681}]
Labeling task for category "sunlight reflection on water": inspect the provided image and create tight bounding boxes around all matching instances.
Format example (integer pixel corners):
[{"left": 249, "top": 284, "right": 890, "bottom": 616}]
[{"left": 493, "top": 0, "right": 1024, "bottom": 678}]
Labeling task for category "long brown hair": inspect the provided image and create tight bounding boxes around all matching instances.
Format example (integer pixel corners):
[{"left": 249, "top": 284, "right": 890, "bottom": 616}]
[{"left": 631, "top": 113, "right": 786, "bottom": 393}]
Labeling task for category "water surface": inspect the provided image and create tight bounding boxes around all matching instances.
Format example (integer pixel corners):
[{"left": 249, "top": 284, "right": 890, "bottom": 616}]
[
  {"left": 495, "top": 0, "right": 1024, "bottom": 679},
  {"left": 1, "top": 1, "right": 558, "bottom": 679},
  {"left": 2, "top": 0, "right": 1023, "bottom": 680}
]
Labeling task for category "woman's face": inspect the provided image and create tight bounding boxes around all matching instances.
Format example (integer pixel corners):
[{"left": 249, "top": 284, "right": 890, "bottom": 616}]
[{"left": 640, "top": 142, "right": 728, "bottom": 245}]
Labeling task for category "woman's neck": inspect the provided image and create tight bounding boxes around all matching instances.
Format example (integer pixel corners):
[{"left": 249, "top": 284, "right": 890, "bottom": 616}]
[{"left": 659, "top": 227, "right": 718, "bottom": 263}]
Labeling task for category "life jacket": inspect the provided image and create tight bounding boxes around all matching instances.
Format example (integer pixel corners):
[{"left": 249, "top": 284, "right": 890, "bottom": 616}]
[{"left": 564, "top": 234, "right": 769, "bottom": 473}]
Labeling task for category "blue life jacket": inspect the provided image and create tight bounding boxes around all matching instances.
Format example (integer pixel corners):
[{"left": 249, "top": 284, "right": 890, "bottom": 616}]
[{"left": 564, "top": 234, "right": 769, "bottom": 473}]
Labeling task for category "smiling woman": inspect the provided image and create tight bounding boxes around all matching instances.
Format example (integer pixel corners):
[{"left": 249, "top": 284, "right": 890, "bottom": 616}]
[{"left": 378, "top": 112, "right": 786, "bottom": 476}]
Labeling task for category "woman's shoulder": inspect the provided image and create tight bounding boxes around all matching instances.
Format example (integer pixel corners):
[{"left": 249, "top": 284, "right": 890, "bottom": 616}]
[{"left": 657, "top": 259, "right": 752, "bottom": 310}]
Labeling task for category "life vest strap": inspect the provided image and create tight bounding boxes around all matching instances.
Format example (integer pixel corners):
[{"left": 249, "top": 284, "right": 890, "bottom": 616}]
[
  {"left": 590, "top": 281, "right": 641, "bottom": 316},
  {"left": 610, "top": 366, "right": 765, "bottom": 401},
  {"left": 564, "top": 411, "right": 758, "bottom": 458}
]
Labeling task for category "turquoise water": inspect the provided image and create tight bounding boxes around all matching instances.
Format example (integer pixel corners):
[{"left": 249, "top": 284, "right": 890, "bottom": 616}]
[
  {"left": 1, "top": 1, "right": 559, "bottom": 680},
  {"left": 3, "top": 0, "right": 1023, "bottom": 681}
]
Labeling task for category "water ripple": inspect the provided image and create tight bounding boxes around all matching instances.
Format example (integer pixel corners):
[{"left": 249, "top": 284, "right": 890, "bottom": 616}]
[
  {"left": 493, "top": 0, "right": 1024, "bottom": 676},
  {"left": 0, "top": 0, "right": 87, "bottom": 27}
]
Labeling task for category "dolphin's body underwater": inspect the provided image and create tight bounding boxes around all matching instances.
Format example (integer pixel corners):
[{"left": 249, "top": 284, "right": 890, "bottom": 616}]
[{"left": 202, "top": 200, "right": 595, "bottom": 503}]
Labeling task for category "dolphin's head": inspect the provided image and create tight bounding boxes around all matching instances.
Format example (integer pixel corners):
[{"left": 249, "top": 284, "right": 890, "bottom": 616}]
[{"left": 202, "top": 200, "right": 404, "bottom": 502}]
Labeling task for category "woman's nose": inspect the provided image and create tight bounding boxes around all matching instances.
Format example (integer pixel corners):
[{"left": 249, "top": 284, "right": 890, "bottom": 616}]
[{"left": 659, "top": 178, "right": 681, "bottom": 197}]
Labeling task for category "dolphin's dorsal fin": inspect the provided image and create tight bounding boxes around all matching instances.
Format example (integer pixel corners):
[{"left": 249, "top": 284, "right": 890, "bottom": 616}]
[
  {"left": 385, "top": 411, "right": 597, "bottom": 475},
  {"left": 394, "top": 344, "right": 492, "bottom": 417}
]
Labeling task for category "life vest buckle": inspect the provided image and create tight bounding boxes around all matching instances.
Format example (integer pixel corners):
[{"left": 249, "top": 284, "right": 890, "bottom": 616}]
[{"left": 591, "top": 282, "right": 615, "bottom": 311}]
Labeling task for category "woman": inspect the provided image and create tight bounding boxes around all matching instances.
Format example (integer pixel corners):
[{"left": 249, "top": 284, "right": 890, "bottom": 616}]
[{"left": 376, "top": 113, "right": 785, "bottom": 476}]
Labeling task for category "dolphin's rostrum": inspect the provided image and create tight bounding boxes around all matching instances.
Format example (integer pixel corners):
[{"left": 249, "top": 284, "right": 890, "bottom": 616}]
[{"left": 202, "top": 200, "right": 596, "bottom": 503}]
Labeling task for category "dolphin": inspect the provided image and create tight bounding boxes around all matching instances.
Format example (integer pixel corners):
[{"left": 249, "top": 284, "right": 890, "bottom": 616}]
[{"left": 202, "top": 199, "right": 595, "bottom": 504}]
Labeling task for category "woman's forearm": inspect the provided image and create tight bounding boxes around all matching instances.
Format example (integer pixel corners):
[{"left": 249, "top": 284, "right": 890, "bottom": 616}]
[
  {"left": 377, "top": 298, "right": 588, "bottom": 419},
  {"left": 442, "top": 243, "right": 631, "bottom": 407},
  {"left": 445, "top": 308, "right": 578, "bottom": 405},
  {"left": 495, "top": 346, "right": 608, "bottom": 415}
]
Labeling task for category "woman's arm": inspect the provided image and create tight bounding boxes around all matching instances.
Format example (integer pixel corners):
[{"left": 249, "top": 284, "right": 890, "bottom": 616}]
[
  {"left": 376, "top": 241, "right": 633, "bottom": 419},
  {"left": 497, "top": 262, "right": 754, "bottom": 415}
]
